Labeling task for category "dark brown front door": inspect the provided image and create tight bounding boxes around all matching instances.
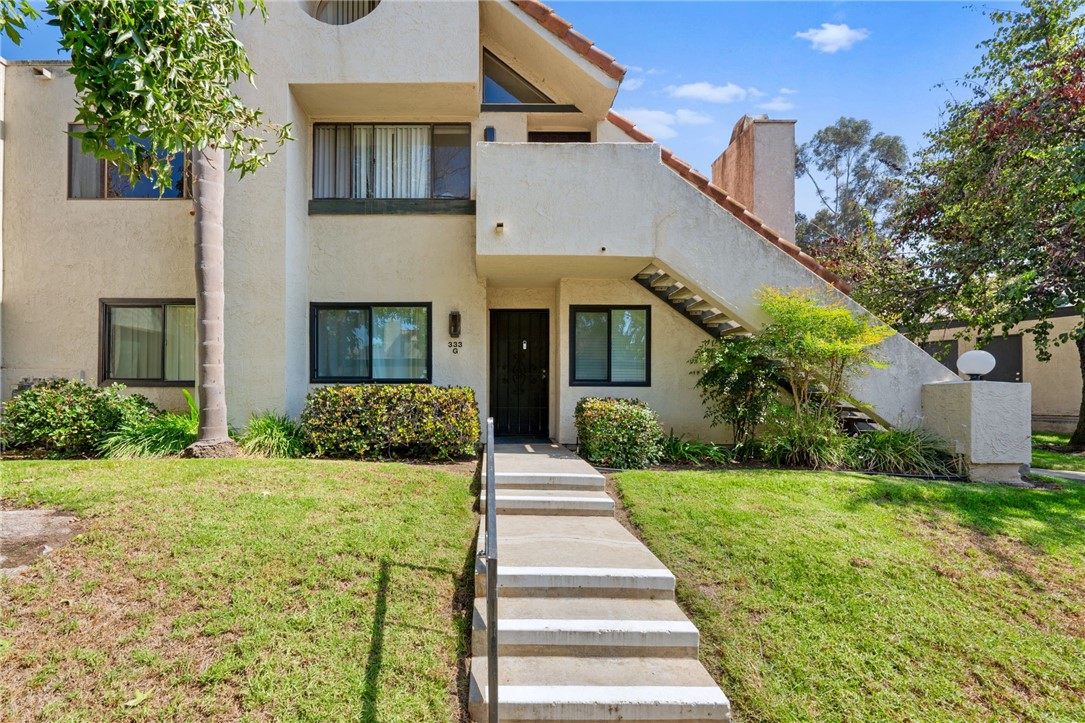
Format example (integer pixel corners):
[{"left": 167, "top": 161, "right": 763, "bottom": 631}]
[{"left": 490, "top": 310, "right": 549, "bottom": 437}]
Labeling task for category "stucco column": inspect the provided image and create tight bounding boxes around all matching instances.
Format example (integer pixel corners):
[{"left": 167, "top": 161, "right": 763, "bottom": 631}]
[{"left": 921, "top": 381, "right": 1032, "bottom": 484}]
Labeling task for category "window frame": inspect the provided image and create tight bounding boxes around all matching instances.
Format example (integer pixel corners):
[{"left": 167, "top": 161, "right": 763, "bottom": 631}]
[
  {"left": 309, "top": 302, "right": 433, "bottom": 384},
  {"left": 568, "top": 305, "right": 651, "bottom": 387},
  {"left": 310, "top": 123, "right": 472, "bottom": 201},
  {"left": 98, "top": 298, "right": 196, "bottom": 387},
  {"left": 68, "top": 125, "right": 191, "bottom": 201}
]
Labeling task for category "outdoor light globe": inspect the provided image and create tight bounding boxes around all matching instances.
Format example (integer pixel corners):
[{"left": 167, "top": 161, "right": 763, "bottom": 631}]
[{"left": 957, "top": 350, "right": 997, "bottom": 380}]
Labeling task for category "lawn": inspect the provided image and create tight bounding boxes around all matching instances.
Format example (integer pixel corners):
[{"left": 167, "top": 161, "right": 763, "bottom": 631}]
[
  {"left": 615, "top": 468, "right": 1085, "bottom": 723},
  {"left": 1, "top": 459, "right": 478, "bottom": 721},
  {"left": 1033, "top": 432, "right": 1085, "bottom": 473}
]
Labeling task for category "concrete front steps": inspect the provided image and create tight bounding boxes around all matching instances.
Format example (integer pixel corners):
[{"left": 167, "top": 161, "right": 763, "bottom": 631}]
[{"left": 469, "top": 443, "right": 731, "bottom": 722}]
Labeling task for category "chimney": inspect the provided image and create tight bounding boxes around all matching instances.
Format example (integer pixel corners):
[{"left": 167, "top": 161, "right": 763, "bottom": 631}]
[{"left": 711, "top": 115, "right": 796, "bottom": 242}]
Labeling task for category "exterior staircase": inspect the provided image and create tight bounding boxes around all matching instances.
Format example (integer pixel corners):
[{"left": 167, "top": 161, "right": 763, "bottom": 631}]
[{"left": 468, "top": 443, "right": 732, "bottom": 721}]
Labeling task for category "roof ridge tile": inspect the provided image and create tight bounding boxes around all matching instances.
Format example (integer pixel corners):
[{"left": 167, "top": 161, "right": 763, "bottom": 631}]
[{"left": 510, "top": 0, "right": 627, "bottom": 81}]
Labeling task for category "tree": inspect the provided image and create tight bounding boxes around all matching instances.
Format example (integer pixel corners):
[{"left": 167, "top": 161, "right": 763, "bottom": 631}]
[
  {"left": 795, "top": 117, "right": 908, "bottom": 250},
  {"left": 10, "top": 1, "right": 291, "bottom": 455},
  {"left": 895, "top": 0, "right": 1085, "bottom": 448},
  {"left": 0, "top": 0, "right": 38, "bottom": 44}
]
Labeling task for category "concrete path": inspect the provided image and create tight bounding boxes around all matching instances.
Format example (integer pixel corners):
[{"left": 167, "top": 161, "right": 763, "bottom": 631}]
[
  {"left": 1033, "top": 468, "right": 1085, "bottom": 483},
  {"left": 469, "top": 443, "right": 731, "bottom": 721}
]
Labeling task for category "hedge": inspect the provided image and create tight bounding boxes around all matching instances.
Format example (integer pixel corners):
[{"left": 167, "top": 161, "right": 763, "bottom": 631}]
[
  {"left": 301, "top": 384, "right": 480, "bottom": 460},
  {"left": 574, "top": 396, "right": 663, "bottom": 469}
]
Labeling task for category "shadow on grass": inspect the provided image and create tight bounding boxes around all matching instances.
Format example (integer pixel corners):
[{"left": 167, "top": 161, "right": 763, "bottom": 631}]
[
  {"left": 361, "top": 559, "right": 391, "bottom": 722},
  {"left": 847, "top": 475, "right": 1085, "bottom": 553}
]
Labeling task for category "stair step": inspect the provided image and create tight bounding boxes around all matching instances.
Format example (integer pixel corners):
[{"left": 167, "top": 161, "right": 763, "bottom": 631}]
[
  {"left": 685, "top": 300, "right": 715, "bottom": 312},
  {"left": 668, "top": 287, "right": 695, "bottom": 302},
  {"left": 650, "top": 274, "right": 676, "bottom": 289},
  {"left": 490, "top": 472, "right": 606, "bottom": 490},
  {"left": 472, "top": 597, "right": 699, "bottom": 657},
  {"left": 468, "top": 656, "right": 731, "bottom": 721},
  {"left": 702, "top": 312, "right": 731, "bottom": 325},
  {"left": 636, "top": 266, "right": 662, "bottom": 279},
  {"left": 481, "top": 489, "right": 614, "bottom": 516}
]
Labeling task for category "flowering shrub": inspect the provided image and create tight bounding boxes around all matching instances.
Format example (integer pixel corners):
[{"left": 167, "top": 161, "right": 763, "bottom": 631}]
[{"left": 574, "top": 397, "right": 663, "bottom": 469}]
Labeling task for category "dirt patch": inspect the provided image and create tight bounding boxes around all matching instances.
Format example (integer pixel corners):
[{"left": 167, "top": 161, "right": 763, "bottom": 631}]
[{"left": 0, "top": 508, "right": 85, "bottom": 578}]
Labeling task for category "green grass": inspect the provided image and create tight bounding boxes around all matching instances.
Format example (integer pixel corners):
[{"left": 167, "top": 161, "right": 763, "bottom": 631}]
[
  {"left": 1, "top": 459, "right": 478, "bottom": 721},
  {"left": 1033, "top": 432, "right": 1085, "bottom": 473},
  {"left": 615, "top": 468, "right": 1085, "bottom": 722}
]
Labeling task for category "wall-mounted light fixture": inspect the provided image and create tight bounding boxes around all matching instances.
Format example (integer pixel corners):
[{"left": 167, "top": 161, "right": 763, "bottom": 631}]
[
  {"left": 449, "top": 310, "right": 462, "bottom": 338},
  {"left": 484, "top": 126, "right": 496, "bottom": 142},
  {"left": 495, "top": 222, "right": 505, "bottom": 233},
  {"left": 957, "top": 349, "right": 996, "bottom": 380}
]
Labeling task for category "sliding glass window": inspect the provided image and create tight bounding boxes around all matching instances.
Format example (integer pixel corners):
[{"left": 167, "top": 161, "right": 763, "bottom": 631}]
[
  {"left": 101, "top": 300, "right": 196, "bottom": 384},
  {"left": 570, "top": 306, "right": 650, "bottom": 386},
  {"left": 311, "top": 303, "right": 431, "bottom": 383}
]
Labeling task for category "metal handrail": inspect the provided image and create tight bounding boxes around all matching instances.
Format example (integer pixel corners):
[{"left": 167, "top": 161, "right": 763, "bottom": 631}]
[{"left": 484, "top": 418, "right": 498, "bottom": 723}]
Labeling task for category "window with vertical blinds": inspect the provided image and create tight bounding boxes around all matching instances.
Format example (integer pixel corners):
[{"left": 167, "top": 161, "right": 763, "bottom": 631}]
[
  {"left": 312, "top": 124, "right": 470, "bottom": 200},
  {"left": 570, "top": 306, "right": 650, "bottom": 385},
  {"left": 101, "top": 301, "right": 195, "bottom": 384}
]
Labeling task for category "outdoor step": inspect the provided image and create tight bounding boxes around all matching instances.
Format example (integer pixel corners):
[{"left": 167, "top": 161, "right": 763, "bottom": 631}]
[
  {"left": 468, "top": 656, "right": 731, "bottom": 721},
  {"left": 474, "top": 516, "right": 675, "bottom": 599},
  {"left": 491, "top": 472, "right": 606, "bottom": 491},
  {"left": 483, "top": 443, "right": 606, "bottom": 491},
  {"left": 650, "top": 273, "right": 676, "bottom": 288},
  {"left": 668, "top": 287, "right": 695, "bottom": 302},
  {"left": 481, "top": 489, "right": 614, "bottom": 516},
  {"left": 472, "top": 597, "right": 699, "bottom": 657}
]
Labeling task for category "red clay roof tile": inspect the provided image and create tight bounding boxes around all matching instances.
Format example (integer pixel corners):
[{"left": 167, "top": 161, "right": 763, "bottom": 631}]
[{"left": 511, "top": 0, "right": 627, "bottom": 81}]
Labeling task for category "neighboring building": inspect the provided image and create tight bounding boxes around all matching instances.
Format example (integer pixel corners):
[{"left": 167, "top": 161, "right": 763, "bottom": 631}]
[
  {"left": 921, "top": 309, "right": 1082, "bottom": 434},
  {"left": 1, "top": 0, "right": 963, "bottom": 445}
]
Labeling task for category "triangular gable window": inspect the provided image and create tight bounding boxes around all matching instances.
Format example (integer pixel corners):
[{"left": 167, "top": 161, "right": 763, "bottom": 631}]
[{"left": 483, "top": 50, "right": 553, "bottom": 104}]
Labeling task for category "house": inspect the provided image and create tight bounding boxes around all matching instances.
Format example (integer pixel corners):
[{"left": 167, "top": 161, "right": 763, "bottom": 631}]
[{"left": 0, "top": 0, "right": 1028, "bottom": 477}]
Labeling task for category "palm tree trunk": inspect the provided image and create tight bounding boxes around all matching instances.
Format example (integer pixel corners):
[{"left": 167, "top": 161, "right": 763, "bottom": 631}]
[
  {"left": 184, "top": 146, "right": 237, "bottom": 457},
  {"left": 1069, "top": 335, "right": 1085, "bottom": 451}
]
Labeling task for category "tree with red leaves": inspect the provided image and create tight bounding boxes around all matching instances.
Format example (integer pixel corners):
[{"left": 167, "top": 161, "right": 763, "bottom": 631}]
[{"left": 896, "top": 0, "right": 1085, "bottom": 448}]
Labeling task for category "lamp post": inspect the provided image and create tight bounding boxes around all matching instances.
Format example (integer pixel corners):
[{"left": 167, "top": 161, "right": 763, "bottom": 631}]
[{"left": 957, "top": 350, "right": 996, "bottom": 381}]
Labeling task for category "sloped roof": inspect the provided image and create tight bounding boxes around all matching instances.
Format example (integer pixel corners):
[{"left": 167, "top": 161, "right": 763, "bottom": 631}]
[
  {"left": 606, "top": 111, "right": 851, "bottom": 294},
  {"left": 510, "top": 0, "right": 627, "bottom": 81}
]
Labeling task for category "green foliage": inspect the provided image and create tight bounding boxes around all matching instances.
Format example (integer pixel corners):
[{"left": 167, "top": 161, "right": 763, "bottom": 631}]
[
  {"left": 689, "top": 335, "right": 780, "bottom": 443},
  {"left": 0, "top": 0, "right": 39, "bottom": 44},
  {"left": 660, "top": 430, "right": 733, "bottom": 466},
  {"left": 0, "top": 379, "right": 157, "bottom": 458},
  {"left": 47, "top": 0, "right": 291, "bottom": 193},
  {"left": 574, "top": 397, "right": 663, "bottom": 469},
  {"left": 301, "top": 385, "right": 479, "bottom": 461},
  {"left": 761, "top": 409, "right": 853, "bottom": 470},
  {"left": 100, "top": 390, "right": 199, "bottom": 458},
  {"left": 240, "top": 412, "right": 309, "bottom": 459},
  {"left": 849, "top": 428, "right": 961, "bottom": 476},
  {"left": 757, "top": 287, "right": 893, "bottom": 421}
]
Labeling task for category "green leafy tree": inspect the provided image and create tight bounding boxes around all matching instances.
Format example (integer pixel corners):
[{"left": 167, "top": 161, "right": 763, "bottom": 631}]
[
  {"left": 689, "top": 335, "right": 780, "bottom": 443},
  {"left": 895, "top": 0, "right": 1085, "bottom": 448},
  {"left": 16, "top": 1, "right": 291, "bottom": 455},
  {"left": 0, "top": 0, "right": 38, "bottom": 44}
]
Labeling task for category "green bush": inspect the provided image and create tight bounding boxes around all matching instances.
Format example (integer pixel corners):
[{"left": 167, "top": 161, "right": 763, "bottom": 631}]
[
  {"left": 762, "top": 409, "right": 852, "bottom": 470},
  {"left": 848, "top": 428, "right": 960, "bottom": 477},
  {"left": 240, "top": 412, "right": 309, "bottom": 458},
  {"left": 689, "top": 336, "right": 782, "bottom": 443},
  {"left": 575, "top": 397, "right": 663, "bottom": 469},
  {"left": 660, "top": 430, "right": 733, "bottom": 466},
  {"left": 301, "top": 384, "right": 479, "bottom": 460},
  {"left": 100, "top": 390, "right": 199, "bottom": 458},
  {"left": 1, "top": 378, "right": 157, "bottom": 458}
]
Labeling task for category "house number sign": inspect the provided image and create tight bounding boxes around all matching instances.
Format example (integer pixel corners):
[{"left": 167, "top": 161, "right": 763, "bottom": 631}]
[{"left": 448, "top": 341, "right": 463, "bottom": 354}]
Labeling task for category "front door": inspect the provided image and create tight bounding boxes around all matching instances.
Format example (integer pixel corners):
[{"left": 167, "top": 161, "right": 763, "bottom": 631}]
[{"left": 490, "top": 310, "right": 549, "bottom": 437}]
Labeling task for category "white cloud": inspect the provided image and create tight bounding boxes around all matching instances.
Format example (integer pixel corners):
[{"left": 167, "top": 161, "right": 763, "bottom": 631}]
[
  {"left": 747, "top": 87, "right": 766, "bottom": 99},
  {"left": 665, "top": 81, "right": 753, "bottom": 104},
  {"left": 675, "top": 108, "right": 713, "bottom": 125},
  {"left": 794, "top": 23, "right": 870, "bottom": 53},
  {"left": 614, "top": 107, "right": 715, "bottom": 140},
  {"left": 779, "top": 87, "right": 799, "bottom": 95},
  {"left": 758, "top": 96, "right": 796, "bottom": 112},
  {"left": 622, "top": 77, "right": 645, "bottom": 91}
]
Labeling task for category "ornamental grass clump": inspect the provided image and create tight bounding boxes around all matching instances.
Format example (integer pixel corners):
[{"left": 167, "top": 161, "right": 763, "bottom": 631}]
[
  {"left": 849, "top": 428, "right": 961, "bottom": 477},
  {"left": 100, "top": 390, "right": 199, "bottom": 459},
  {"left": 240, "top": 412, "right": 309, "bottom": 459},
  {"left": 575, "top": 397, "right": 663, "bottom": 469}
]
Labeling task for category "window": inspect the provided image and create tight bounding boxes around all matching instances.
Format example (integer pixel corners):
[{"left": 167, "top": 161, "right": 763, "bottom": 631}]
[
  {"left": 69, "top": 125, "right": 188, "bottom": 199},
  {"left": 306, "top": 0, "right": 380, "bottom": 25},
  {"left": 312, "top": 124, "right": 470, "bottom": 200},
  {"left": 570, "top": 306, "right": 650, "bottom": 385},
  {"left": 483, "top": 50, "right": 553, "bottom": 104},
  {"left": 311, "top": 303, "right": 431, "bottom": 383},
  {"left": 100, "top": 300, "right": 196, "bottom": 384},
  {"left": 921, "top": 340, "right": 959, "bottom": 372}
]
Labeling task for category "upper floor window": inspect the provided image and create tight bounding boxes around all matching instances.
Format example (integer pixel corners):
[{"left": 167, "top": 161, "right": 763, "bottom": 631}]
[
  {"left": 483, "top": 50, "right": 553, "bottom": 105},
  {"left": 312, "top": 124, "right": 470, "bottom": 200},
  {"left": 69, "top": 125, "right": 188, "bottom": 199},
  {"left": 307, "top": 0, "right": 380, "bottom": 25}
]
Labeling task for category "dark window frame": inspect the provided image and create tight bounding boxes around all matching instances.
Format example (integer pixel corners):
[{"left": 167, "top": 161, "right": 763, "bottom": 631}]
[
  {"left": 310, "top": 123, "right": 471, "bottom": 201},
  {"left": 309, "top": 302, "right": 433, "bottom": 384},
  {"left": 569, "top": 305, "right": 651, "bottom": 387},
  {"left": 98, "top": 298, "right": 196, "bottom": 387},
  {"left": 68, "top": 124, "right": 191, "bottom": 200}
]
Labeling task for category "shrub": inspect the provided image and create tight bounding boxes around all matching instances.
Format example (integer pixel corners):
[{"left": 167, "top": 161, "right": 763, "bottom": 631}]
[
  {"left": 761, "top": 409, "right": 852, "bottom": 469},
  {"left": 240, "top": 412, "right": 309, "bottom": 458},
  {"left": 0, "top": 378, "right": 157, "bottom": 458},
  {"left": 689, "top": 336, "right": 781, "bottom": 443},
  {"left": 661, "top": 430, "right": 733, "bottom": 466},
  {"left": 848, "top": 428, "right": 961, "bottom": 477},
  {"left": 301, "top": 385, "right": 479, "bottom": 460},
  {"left": 574, "top": 397, "right": 663, "bottom": 469},
  {"left": 100, "top": 390, "right": 199, "bottom": 458}
]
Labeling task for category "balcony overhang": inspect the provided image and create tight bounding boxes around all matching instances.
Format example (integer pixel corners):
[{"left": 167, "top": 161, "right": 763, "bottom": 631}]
[{"left": 291, "top": 82, "right": 478, "bottom": 119}]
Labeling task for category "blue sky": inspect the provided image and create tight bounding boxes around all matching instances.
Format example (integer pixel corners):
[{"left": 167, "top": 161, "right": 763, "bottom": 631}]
[{"left": 2, "top": 1, "right": 1018, "bottom": 216}]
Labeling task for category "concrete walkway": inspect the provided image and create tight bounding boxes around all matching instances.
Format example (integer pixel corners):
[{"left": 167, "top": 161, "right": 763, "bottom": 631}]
[
  {"left": 469, "top": 443, "right": 731, "bottom": 721},
  {"left": 1033, "top": 468, "right": 1085, "bottom": 483}
]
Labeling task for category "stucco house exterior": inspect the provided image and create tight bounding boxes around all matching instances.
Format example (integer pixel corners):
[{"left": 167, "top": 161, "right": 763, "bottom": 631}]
[{"left": 0, "top": 0, "right": 1031, "bottom": 475}]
